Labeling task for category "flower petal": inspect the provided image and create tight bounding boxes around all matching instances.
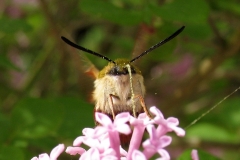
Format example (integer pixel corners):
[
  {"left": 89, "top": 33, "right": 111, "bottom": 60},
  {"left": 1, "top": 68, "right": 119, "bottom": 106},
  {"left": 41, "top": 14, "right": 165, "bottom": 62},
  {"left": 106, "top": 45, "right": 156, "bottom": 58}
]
[
  {"left": 170, "top": 126, "right": 185, "bottom": 137},
  {"left": 95, "top": 112, "right": 112, "bottom": 126},
  {"left": 191, "top": 149, "right": 199, "bottom": 160},
  {"left": 102, "top": 155, "right": 118, "bottom": 160},
  {"left": 115, "top": 124, "right": 131, "bottom": 135},
  {"left": 38, "top": 153, "right": 50, "bottom": 160},
  {"left": 166, "top": 117, "right": 179, "bottom": 125},
  {"left": 82, "top": 128, "right": 95, "bottom": 136},
  {"left": 73, "top": 136, "right": 84, "bottom": 146},
  {"left": 131, "top": 150, "right": 147, "bottom": 160},
  {"left": 156, "top": 149, "right": 170, "bottom": 160},
  {"left": 114, "top": 112, "right": 130, "bottom": 125},
  {"left": 50, "top": 144, "right": 65, "bottom": 159},
  {"left": 82, "top": 137, "right": 99, "bottom": 148},
  {"left": 66, "top": 146, "right": 86, "bottom": 155},
  {"left": 80, "top": 148, "right": 100, "bottom": 160},
  {"left": 150, "top": 106, "right": 164, "bottom": 118},
  {"left": 101, "top": 148, "right": 116, "bottom": 158},
  {"left": 88, "top": 148, "right": 100, "bottom": 160},
  {"left": 146, "top": 125, "right": 158, "bottom": 141},
  {"left": 120, "top": 146, "right": 127, "bottom": 156},
  {"left": 159, "top": 136, "right": 172, "bottom": 148},
  {"left": 138, "top": 113, "right": 148, "bottom": 120},
  {"left": 142, "top": 139, "right": 151, "bottom": 148},
  {"left": 94, "top": 126, "right": 107, "bottom": 137}
]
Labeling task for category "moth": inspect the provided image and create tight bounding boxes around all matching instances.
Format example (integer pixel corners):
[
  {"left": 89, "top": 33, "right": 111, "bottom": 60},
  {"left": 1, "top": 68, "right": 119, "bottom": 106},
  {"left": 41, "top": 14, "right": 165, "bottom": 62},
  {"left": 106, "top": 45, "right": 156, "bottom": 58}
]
[{"left": 61, "top": 26, "right": 185, "bottom": 122}]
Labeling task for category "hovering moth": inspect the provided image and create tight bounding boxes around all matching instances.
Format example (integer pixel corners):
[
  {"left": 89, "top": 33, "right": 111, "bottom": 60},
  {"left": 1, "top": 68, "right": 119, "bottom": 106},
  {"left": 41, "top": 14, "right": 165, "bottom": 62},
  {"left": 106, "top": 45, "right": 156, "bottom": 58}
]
[{"left": 61, "top": 26, "right": 185, "bottom": 122}]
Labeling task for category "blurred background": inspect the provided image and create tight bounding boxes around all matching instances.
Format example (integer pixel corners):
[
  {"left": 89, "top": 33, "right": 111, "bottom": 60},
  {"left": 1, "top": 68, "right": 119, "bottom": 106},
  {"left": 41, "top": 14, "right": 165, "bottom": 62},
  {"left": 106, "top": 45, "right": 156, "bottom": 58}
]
[{"left": 1, "top": 0, "right": 240, "bottom": 159}]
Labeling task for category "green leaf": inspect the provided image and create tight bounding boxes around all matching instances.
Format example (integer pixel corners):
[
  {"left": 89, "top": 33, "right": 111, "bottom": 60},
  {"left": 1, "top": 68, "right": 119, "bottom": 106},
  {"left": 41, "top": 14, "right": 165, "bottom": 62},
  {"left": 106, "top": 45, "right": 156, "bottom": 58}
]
[
  {"left": 216, "top": 0, "right": 240, "bottom": 16},
  {"left": 11, "top": 97, "right": 94, "bottom": 140},
  {"left": 0, "top": 146, "right": 25, "bottom": 160},
  {"left": 0, "top": 114, "right": 11, "bottom": 144},
  {"left": 0, "top": 55, "right": 20, "bottom": 70},
  {"left": 0, "top": 17, "right": 32, "bottom": 34},
  {"left": 150, "top": 0, "right": 210, "bottom": 24},
  {"left": 79, "top": 0, "right": 142, "bottom": 25},
  {"left": 186, "top": 123, "right": 240, "bottom": 143},
  {"left": 219, "top": 98, "right": 240, "bottom": 128},
  {"left": 178, "top": 149, "right": 221, "bottom": 160},
  {"left": 148, "top": 40, "right": 177, "bottom": 61},
  {"left": 56, "top": 97, "right": 94, "bottom": 138},
  {"left": 26, "top": 12, "right": 45, "bottom": 31},
  {"left": 12, "top": 98, "right": 65, "bottom": 139},
  {"left": 183, "top": 23, "right": 212, "bottom": 39},
  {"left": 149, "top": 0, "right": 212, "bottom": 39}
]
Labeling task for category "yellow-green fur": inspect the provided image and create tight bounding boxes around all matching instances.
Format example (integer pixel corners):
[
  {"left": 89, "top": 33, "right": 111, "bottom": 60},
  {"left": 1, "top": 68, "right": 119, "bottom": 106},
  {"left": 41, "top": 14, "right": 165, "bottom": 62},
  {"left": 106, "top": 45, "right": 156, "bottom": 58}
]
[{"left": 98, "top": 59, "right": 141, "bottom": 78}]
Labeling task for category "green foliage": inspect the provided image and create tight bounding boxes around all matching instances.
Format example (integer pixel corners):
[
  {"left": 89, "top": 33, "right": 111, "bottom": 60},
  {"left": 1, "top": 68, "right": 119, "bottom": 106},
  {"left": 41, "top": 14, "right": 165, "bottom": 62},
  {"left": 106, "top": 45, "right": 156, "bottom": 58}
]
[
  {"left": 150, "top": 0, "right": 212, "bottom": 39},
  {"left": 12, "top": 98, "right": 65, "bottom": 139},
  {"left": 0, "top": 55, "right": 20, "bottom": 70},
  {"left": 150, "top": 0, "right": 210, "bottom": 24},
  {"left": 80, "top": 0, "right": 143, "bottom": 25},
  {"left": 186, "top": 123, "right": 240, "bottom": 143},
  {"left": 0, "top": 17, "right": 32, "bottom": 34},
  {"left": 0, "top": 97, "right": 93, "bottom": 159},
  {"left": 219, "top": 98, "right": 240, "bottom": 127},
  {"left": 178, "top": 149, "right": 221, "bottom": 160},
  {"left": 0, "top": 146, "right": 25, "bottom": 160},
  {"left": 216, "top": 0, "right": 240, "bottom": 16}
]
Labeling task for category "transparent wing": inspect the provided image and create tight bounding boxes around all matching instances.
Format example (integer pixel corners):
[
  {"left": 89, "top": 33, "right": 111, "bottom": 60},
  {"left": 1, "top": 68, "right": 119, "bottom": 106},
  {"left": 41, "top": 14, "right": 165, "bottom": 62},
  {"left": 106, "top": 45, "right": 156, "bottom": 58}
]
[{"left": 80, "top": 54, "right": 99, "bottom": 78}]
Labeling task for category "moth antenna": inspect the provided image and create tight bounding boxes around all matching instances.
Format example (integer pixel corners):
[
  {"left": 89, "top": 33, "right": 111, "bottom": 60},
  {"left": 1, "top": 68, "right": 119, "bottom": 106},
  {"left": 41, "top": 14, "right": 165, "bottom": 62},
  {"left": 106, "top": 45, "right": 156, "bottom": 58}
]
[
  {"left": 61, "top": 36, "right": 116, "bottom": 64},
  {"left": 130, "top": 26, "right": 185, "bottom": 63}
]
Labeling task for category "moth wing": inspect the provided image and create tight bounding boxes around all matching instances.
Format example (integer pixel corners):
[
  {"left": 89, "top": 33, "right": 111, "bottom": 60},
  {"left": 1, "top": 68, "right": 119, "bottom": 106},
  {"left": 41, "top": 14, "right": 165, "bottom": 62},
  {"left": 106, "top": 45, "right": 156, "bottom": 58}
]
[
  {"left": 72, "top": 52, "right": 99, "bottom": 79},
  {"left": 82, "top": 54, "right": 99, "bottom": 78}
]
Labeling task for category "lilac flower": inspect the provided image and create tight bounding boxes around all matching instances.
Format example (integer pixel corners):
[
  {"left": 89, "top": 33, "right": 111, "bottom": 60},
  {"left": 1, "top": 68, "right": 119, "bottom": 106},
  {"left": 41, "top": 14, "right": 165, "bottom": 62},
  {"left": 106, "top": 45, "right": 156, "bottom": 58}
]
[
  {"left": 94, "top": 112, "right": 131, "bottom": 159},
  {"left": 191, "top": 149, "right": 199, "bottom": 160},
  {"left": 65, "top": 146, "right": 86, "bottom": 156},
  {"left": 79, "top": 147, "right": 118, "bottom": 160},
  {"left": 32, "top": 106, "right": 199, "bottom": 160},
  {"left": 127, "top": 113, "right": 151, "bottom": 159},
  {"left": 150, "top": 106, "right": 185, "bottom": 137},
  {"left": 31, "top": 144, "right": 65, "bottom": 160},
  {"left": 131, "top": 150, "right": 147, "bottom": 160},
  {"left": 142, "top": 125, "right": 171, "bottom": 159}
]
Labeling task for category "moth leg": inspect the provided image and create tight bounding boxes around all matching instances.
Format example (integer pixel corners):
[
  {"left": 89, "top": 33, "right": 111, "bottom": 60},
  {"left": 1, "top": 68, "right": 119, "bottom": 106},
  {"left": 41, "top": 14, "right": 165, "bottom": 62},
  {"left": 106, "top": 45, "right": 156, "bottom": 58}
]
[
  {"left": 109, "top": 94, "right": 116, "bottom": 119},
  {"left": 134, "top": 95, "right": 153, "bottom": 119}
]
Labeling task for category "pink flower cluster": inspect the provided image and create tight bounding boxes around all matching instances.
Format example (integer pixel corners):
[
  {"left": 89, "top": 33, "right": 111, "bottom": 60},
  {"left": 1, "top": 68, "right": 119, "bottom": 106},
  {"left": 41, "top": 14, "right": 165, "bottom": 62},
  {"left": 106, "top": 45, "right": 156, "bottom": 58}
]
[{"left": 32, "top": 106, "right": 198, "bottom": 160}]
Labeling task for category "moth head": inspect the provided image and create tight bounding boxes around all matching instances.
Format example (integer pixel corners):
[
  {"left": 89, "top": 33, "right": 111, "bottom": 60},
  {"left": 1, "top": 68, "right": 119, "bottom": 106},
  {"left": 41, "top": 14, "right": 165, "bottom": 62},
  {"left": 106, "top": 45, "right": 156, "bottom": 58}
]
[{"left": 98, "top": 59, "right": 141, "bottom": 78}]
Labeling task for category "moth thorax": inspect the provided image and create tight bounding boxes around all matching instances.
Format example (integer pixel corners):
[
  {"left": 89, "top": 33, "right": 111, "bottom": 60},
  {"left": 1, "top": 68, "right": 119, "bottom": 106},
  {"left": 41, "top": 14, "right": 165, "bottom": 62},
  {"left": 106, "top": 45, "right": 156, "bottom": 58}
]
[{"left": 93, "top": 75, "right": 145, "bottom": 113}]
